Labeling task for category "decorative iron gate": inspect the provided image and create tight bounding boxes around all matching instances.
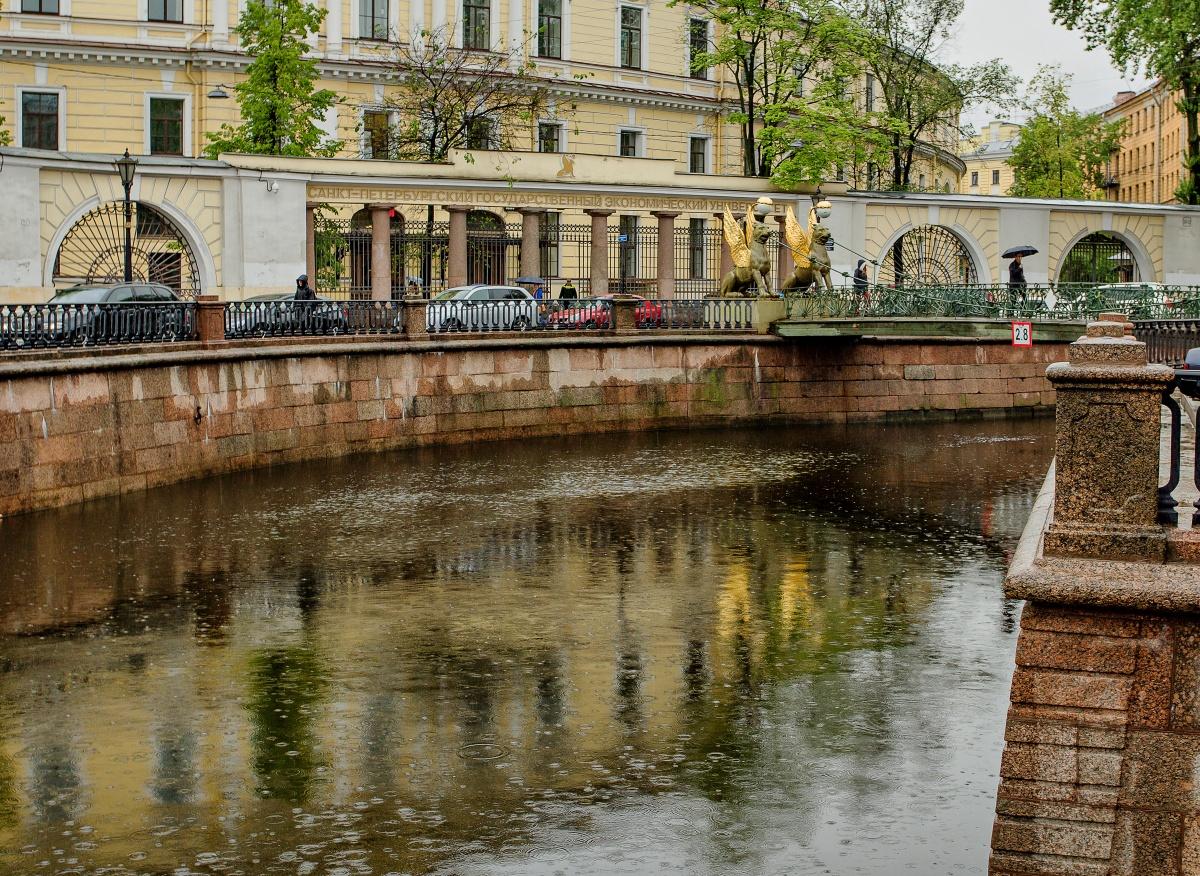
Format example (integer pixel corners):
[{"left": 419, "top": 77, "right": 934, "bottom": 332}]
[
  {"left": 53, "top": 202, "right": 201, "bottom": 298},
  {"left": 1058, "top": 232, "right": 1139, "bottom": 284},
  {"left": 877, "top": 224, "right": 978, "bottom": 287}
]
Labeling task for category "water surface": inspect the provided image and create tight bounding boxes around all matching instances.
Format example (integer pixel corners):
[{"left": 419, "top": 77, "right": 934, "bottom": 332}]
[{"left": 0, "top": 417, "right": 1053, "bottom": 875}]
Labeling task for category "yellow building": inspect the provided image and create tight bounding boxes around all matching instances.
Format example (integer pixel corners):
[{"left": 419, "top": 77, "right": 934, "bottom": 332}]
[
  {"left": 958, "top": 120, "right": 1020, "bottom": 196},
  {"left": 1103, "top": 82, "right": 1189, "bottom": 204},
  {"left": 0, "top": 0, "right": 963, "bottom": 190}
]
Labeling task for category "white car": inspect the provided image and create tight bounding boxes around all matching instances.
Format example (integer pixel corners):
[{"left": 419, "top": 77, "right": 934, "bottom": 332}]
[
  {"left": 425, "top": 285, "right": 540, "bottom": 333},
  {"left": 1095, "top": 282, "right": 1172, "bottom": 318}
]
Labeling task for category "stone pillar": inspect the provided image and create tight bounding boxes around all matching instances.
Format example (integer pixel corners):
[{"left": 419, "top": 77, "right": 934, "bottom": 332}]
[
  {"left": 1043, "top": 314, "right": 1175, "bottom": 562},
  {"left": 446, "top": 206, "right": 471, "bottom": 289},
  {"left": 612, "top": 296, "right": 638, "bottom": 333},
  {"left": 651, "top": 211, "right": 679, "bottom": 299},
  {"left": 401, "top": 299, "right": 428, "bottom": 339},
  {"left": 987, "top": 313, "right": 1199, "bottom": 876},
  {"left": 714, "top": 211, "right": 734, "bottom": 284},
  {"left": 305, "top": 203, "right": 318, "bottom": 287},
  {"left": 585, "top": 209, "right": 614, "bottom": 296},
  {"left": 195, "top": 294, "right": 226, "bottom": 346},
  {"left": 516, "top": 208, "right": 544, "bottom": 281},
  {"left": 774, "top": 214, "right": 791, "bottom": 293},
  {"left": 369, "top": 204, "right": 393, "bottom": 302}
]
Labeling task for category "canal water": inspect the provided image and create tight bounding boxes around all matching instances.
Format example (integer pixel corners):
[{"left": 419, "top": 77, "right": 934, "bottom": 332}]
[{"left": 0, "top": 417, "right": 1053, "bottom": 876}]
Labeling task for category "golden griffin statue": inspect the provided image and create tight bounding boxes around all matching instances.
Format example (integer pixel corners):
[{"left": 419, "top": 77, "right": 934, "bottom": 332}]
[
  {"left": 718, "top": 197, "right": 774, "bottom": 298},
  {"left": 780, "top": 205, "right": 834, "bottom": 295}
]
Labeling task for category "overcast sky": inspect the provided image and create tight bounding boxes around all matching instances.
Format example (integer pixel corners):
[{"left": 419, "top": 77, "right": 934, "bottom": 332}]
[{"left": 944, "top": 0, "right": 1151, "bottom": 130}]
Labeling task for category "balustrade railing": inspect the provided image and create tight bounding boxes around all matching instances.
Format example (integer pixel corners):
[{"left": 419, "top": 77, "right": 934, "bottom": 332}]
[
  {"left": 632, "top": 298, "right": 756, "bottom": 331},
  {"left": 0, "top": 302, "right": 198, "bottom": 350},
  {"left": 225, "top": 300, "right": 403, "bottom": 339},
  {"left": 426, "top": 298, "right": 616, "bottom": 333},
  {"left": 1134, "top": 319, "right": 1200, "bottom": 366}
]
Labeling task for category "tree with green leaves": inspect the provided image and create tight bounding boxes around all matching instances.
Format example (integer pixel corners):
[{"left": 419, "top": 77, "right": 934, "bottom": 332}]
[
  {"left": 1049, "top": 0, "right": 1200, "bottom": 204},
  {"left": 204, "top": 0, "right": 337, "bottom": 158},
  {"left": 1008, "top": 67, "right": 1125, "bottom": 200},
  {"left": 849, "top": 0, "right": 1017, "bottom": 191},
  {"left": 676, "top": 0, "right": 884, "bottom": 183}
]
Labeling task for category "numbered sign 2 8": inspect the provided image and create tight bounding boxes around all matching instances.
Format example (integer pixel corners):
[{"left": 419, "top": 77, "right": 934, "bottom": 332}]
[{"left": 1012, "top": 321, "right": 1033, "bottom": 347}]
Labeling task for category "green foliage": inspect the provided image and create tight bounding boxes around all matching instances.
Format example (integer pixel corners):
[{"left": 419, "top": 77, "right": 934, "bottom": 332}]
[
  {"left": 204, "top": 0, "right": 338, "bottom": 158},
  {"left": 673, "top": 0, "right": 882, "bottom": 183},
  {"left": 1049, "top": 0, "right": 1200, "bottom": 203},
  {"left": 381, "top": 27, "right": 551, "bottom": 161},
  {"left": 1008, "top": 67, "right": 1125, "bottom": 200},
  {"left": 0, "top": 100, "right": 10, "bottom": 146},
  {"left": 848, "top": 0, "right": 1018, "bottom": 190}
]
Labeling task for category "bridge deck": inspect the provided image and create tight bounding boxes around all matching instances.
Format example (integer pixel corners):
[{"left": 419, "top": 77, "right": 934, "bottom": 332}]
[{"left": 774, "top": 318, "right": 1086, "bottom": 343}]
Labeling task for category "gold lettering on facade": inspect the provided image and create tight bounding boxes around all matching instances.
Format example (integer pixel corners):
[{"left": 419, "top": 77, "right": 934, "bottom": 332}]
[{"left": 306, "top": 185, "right": 763, "bottom": 214}]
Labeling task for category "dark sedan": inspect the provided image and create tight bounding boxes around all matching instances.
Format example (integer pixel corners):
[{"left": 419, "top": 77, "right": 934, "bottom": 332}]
[
  {"left": 1177, "top": 347, "right": 1200, "bottom": 399},
  {"left": 1, "top": 282, "right": 187, "bottom": 348}
]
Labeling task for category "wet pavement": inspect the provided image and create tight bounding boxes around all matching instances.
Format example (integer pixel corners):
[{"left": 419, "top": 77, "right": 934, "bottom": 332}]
[{"left": 0, "top": 417, "right": 1055, "bottom": 875}]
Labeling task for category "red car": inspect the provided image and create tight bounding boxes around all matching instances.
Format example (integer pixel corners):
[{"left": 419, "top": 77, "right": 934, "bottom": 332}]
[{"left": 547, "top": 295, "right": 664, "bottom": 329}]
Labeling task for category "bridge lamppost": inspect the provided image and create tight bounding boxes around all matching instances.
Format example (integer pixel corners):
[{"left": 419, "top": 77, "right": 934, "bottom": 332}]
[{"left": 114, "top": 149, "right": 138, "bottom": 283}]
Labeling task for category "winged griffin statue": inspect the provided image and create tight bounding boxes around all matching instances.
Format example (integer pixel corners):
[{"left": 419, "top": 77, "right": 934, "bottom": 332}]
[
  {"left": 719, "top": 197, "right": 774, "bottom": 298},
  {"left": 780, "top": 205, "right": 834, "bottom": 295}
]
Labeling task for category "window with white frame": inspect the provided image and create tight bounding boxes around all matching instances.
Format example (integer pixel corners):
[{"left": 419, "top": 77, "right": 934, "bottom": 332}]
[
  {"left": 538, "top": 121, "right": 563, "bottom": 154},
  {"left": 148, "top": 0, "right": 183, "bottom": 22},
  {"left": 463, "top": 0, "right": 490, "bottom": 50},
  {"left": 465, "top": 116, "right": 496, "bottom": 150},
  {"left": 688, "top": 18, "right": 708, "bottom": 79},
  {"left": 618, "top": 129, "right": 641, "bottom": 157},
  {"left": 688, "top": 135, "right": 708, "bottom": 174},
  {"left": 148, "top": 97, "right": 185, "bottom": 155},
  {"left": 21, "top": 0, "right": 59, "bottom": 12},
  {"left": 619, "top": 6, "right": 642, "bottom": 69},
  {"left": 538, "top": 0, "right": 562, "bottom": 59},
  {"left": 21, "top": 91, "right": 60, "bottom": 150},
  {"left": 992, "top": 169, "right": 1000, "bottom": 186},
  {"left": 970, "top": 171, "right": 979, "bottom": 187},
  {"left": 360, "top": 0, "right": 388, "bottom": 39}
]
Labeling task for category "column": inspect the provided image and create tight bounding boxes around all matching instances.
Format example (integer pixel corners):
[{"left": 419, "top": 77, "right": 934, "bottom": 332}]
[
  {"left": 446, "top": 206, "right": 471, "bottom": 289},
  {"left": 516, "top": 208, "right": 544, "bottom": 281},
  {"left": 326, "top": 0, "right": 342, "bottom": 54},
  {"left": 774, "top": 214, "right": 790, "bottom": 293},
  {"left": 369, "top": 203, "right": 393, "bottom": 301},
  {"left": 305, "top": 203, "right": 317, "bottom": 286},
  {"left": 1042, "top": 314, "right": 1176, "bottom": 562},
  {"left": 432, "top": 0, "right": 447, "bottom": 33},
  {"left": 508, "top": 0, "right": 523, "bottom": 51},
  {"left": 212, "top": 0, "right": 229, "bottom": 44},
  {"left": 585, "top": 209, "right": 614, "bottom": 295},
  {"left": 714, "top": 211, "right": 734, "bottom": 281},
  {"left": 651, "top": 211, "right": 679, "bottom": 299}
]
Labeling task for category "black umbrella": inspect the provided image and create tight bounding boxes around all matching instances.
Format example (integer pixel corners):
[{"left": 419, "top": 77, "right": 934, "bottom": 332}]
[{"left": 1002, "top": 245, "right": 1038, "bottom": 259}]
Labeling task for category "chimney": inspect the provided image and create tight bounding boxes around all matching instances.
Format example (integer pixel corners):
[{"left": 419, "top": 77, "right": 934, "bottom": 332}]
[{"left": 1113, "top": 91, "right": 1136, "bottom": 105}]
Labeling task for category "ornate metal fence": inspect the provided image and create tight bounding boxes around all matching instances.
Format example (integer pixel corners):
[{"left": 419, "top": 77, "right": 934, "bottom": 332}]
[
  {"left": 633, "top": 298, "right": 756, "bottom": 330},
  {"left": 225, "top": 300, "right": 403, "bottom": 339},
  {"left": 0, "top": 302, "right": 198, "bottom": 350}
]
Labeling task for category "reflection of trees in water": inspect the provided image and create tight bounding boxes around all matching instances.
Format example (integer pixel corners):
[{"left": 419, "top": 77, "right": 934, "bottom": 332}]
[
  {"left": 0, "top": 716, "right": 20, "bottom": 830},
  {"left": 246, "top": 645, "right": 326, "bottom": 802},
  {"left": 0, "top": 421, "right": 1053, "bottom": 872}
]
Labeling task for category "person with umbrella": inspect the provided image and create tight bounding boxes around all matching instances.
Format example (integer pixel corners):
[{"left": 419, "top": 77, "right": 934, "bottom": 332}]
[{"left": 1004, "top": 245, "right": 1036, "bottom": 312}]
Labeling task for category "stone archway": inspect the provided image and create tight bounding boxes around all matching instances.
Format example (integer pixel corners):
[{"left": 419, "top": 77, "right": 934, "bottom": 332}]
[
  {"left": 1056, "top": 230, "right": 1153, "bottom": 284},
  {"left": 49, "top": 200, "right": 203, "bottom": 298},
  {"left": 875, "top": 224, "right": 983, "bottom": 286}
]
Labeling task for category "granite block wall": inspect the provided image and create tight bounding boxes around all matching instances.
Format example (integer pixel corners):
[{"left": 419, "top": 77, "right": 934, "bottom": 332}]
[{"left": 0, "top": 335, "right": 1065, "bottom": 516}]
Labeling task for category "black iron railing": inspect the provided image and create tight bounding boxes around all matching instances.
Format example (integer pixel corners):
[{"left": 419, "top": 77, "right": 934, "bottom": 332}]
[
  {"left": 427, "top": 298, "right": 616, "bottom": 333},
  {"left": 633, "top": 298, "right": 756, "bottom": 331},
  {"left": 1134, "top": 319, "right": 1200, "bottom": 366},
  {"left": 0, "top": 302, "right": 198, "bottom": 350},
  {"left": 224, "top": 300, "right": 403, "bottom": 339}
]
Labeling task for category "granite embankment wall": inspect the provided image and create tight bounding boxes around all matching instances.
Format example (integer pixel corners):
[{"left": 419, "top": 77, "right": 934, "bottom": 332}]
[{"left": 0, "top": 334, "right": 1066, "bottom": 516}]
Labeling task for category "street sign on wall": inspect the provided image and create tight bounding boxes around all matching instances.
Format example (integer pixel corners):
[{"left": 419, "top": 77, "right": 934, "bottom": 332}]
[{"left": 1012, "top": 322, "right": 1033, "bottom": 347}]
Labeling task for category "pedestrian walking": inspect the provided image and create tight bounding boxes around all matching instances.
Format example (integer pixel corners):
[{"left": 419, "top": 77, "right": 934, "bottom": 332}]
[
  {"left": 1008, "top": 253, "right": 1027, "bottom": 310},
  {"left": 853, "top": 260, "right": 869, "bottom": 293},
  {"left": 294, "top": 273, "right": 316, "bottom": 301},
  {"left": 560, "top": 278, "right": 578, "bottom": 301}
]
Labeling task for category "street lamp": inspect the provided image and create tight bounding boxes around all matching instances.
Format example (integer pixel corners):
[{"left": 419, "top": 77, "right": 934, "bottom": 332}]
[{"left": 114, "top": 149, "right": 138, "bottom": 283}]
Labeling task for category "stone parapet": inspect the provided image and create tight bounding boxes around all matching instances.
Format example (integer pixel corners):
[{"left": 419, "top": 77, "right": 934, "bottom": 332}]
[{"left": 0, "top": 335, "right": 1061, "bottom": 517}]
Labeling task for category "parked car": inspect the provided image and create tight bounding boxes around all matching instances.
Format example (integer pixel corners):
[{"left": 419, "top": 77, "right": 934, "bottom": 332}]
[
  {"left": 425, "top": 285, "right": 539, "bottom": 332},
  {"left": 226, "top": 291, "right": 349, "bottom": 337},
  {"left": 1177, "top": 347, "right": 1200, "bottom": 399},
  {"left": 547, "top": 295, "right": 663, "bottom": 330},
  {"left": 1, "top": 282, "right": 184, "bottom": 348}
]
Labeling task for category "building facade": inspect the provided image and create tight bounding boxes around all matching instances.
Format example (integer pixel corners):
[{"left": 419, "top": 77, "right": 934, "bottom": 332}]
[
  {"left": 959, "top": 120, "right": 1020, "bottom": 197},
  {"left": 1103, "top": 82, "right": 1189, "bottom": 204},
  {"left": 0, "top": 0, "right": 964, "bottom": 189}
]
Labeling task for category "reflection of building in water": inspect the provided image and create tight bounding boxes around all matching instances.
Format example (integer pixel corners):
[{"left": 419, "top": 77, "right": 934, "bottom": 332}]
[{"left": 0, "top": 423, "right": 1050, "bottom": 871}]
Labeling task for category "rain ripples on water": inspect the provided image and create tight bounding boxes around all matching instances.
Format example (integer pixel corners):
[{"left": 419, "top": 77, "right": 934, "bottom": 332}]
[{"left": 0, "top": 418, "right": 1053, "bottom": 875}]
